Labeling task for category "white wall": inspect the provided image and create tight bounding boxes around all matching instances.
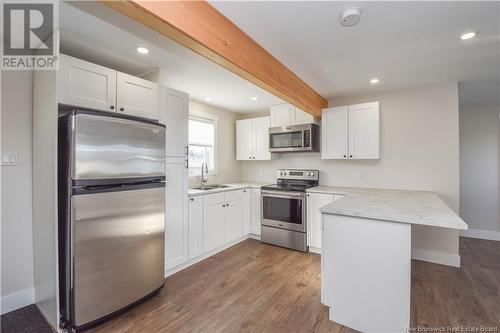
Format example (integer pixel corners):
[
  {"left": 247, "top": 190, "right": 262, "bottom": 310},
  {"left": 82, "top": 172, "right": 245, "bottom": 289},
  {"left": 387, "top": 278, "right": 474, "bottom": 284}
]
[
  {"left": 189, "top": 100, "right": 243, "bottom": 186},
  {"left": 459, "top": 82, "right": 500, "bottom": 240},
  {"left": 242, "top": 83, "right": 461, "bottom": 264},
  {"left": 1, "top": 71, "right": 35, "bottom": 313}
]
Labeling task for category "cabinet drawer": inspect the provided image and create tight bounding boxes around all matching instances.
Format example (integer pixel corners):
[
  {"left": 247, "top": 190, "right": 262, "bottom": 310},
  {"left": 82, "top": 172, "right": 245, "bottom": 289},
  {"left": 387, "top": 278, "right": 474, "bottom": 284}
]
[
  {"left": 203, "top": 192, "right": 226, "bottom": 206},
  {"left": 225, "top": 189, "right": 245, "bottom": 202}
]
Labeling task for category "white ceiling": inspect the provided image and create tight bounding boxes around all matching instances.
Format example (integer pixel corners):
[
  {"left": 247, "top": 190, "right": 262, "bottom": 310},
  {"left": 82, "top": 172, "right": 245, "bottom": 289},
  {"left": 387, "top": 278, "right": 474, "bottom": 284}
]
[
  {"left": 59, "top": 2, "right": 284, "bottom": 113},
  {"left": 211, "top": 1, "right": 500, "bottom": 101}
]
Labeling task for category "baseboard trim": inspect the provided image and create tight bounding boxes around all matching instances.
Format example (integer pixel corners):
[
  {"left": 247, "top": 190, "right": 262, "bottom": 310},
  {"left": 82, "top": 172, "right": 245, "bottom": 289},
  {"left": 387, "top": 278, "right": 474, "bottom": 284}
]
[
  {"left": 248, "top": 233, "right": 261, "bottom": 240},
  {"left": 309, "top": 246, "right": 321, "bottom": 254},
  {"left": 165, "top": 235, "right": 251, "bottom": 277},
  {"left": 1, "top": 287, "right": 35, "bottom": 315},
  {"left": 460, "top": 228, "right": 500, "bottom": 242},
  {"left": 411, "top": 248, "right": 460, "bottom": 268}
]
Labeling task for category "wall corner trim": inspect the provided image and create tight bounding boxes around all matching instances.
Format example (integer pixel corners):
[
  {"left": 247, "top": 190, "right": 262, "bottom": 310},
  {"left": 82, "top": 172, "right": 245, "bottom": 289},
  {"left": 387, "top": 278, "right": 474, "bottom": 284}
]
[
  {"left": 411, "top": 248, "right": 461, "bottom": 268},
  {"left": 0, "top": 287, "right": 35, "bottom": 315}
]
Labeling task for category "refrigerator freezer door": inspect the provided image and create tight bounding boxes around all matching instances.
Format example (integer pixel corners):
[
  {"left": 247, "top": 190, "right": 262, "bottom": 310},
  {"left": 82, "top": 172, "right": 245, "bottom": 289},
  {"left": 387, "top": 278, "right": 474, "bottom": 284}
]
[
  {"left": 72, "top": 186, "right": 165, "bottom": 327},
  {"left": 72, "top": 113, "right": 165, "bottom": 180}
]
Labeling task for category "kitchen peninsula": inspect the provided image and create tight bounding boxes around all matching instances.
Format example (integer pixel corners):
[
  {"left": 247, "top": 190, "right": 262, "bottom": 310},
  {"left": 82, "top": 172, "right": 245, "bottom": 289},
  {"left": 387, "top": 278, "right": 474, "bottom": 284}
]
[{"left": 315, "top": 187, "right": 469, "bottom": 333}]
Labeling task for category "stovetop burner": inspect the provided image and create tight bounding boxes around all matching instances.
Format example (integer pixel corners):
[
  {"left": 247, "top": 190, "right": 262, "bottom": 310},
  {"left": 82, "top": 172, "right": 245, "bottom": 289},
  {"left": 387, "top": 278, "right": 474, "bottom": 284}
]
[
  {"left": 261, "top": 169, "right": 319, "bottom": 192},
  {"left": 261, "top": 183, "right": 316, "bottom": 192}
]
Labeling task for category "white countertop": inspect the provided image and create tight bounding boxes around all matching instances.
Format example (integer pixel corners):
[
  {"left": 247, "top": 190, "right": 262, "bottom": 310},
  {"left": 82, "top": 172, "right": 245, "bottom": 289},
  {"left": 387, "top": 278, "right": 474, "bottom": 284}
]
[
  {"left": 308, "top": 186, "right": 468, "bottom": 230},
  {"left": 188, "top": 182, "right": 268, "bottom": 197}
]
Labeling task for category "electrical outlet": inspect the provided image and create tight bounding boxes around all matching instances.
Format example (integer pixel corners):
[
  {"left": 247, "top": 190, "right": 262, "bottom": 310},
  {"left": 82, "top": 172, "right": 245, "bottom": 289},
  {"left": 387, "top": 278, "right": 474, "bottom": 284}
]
[{"left": 0, "top": 153, "right": 18, "bottom": 166}]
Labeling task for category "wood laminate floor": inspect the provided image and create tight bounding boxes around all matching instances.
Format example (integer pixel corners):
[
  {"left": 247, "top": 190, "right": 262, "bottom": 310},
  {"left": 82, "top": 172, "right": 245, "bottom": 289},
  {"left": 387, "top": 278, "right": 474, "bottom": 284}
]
[{"left": 82, "top": 237, "right": 499, "bottom": 333}]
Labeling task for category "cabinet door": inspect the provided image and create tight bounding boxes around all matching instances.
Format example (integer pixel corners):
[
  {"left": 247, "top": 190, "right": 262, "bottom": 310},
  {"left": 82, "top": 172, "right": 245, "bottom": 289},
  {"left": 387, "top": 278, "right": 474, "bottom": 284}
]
[
  {"left": 250, "top": 188, "right": 261, "bottom": 235},
  {"left": 307, "top": 193, "right": 334, "bottom": 249},
  {"left": 321, "top": 106, "right": 349, "bottom": 159},
  {"left": 188, "top": 196, "right": 203, "bottom": 259},
  {"left": 253, "top": 116, "right": 272, "bottom": 160},
  {"left": 242, "top": 190, "right": 251, "bottom": 235},
  {"left": 292, "top": 107, "right": 315, "bottom": 125},
  {"left": 236, "top": 119, "right": 254, "bottom": 160},
  {"left": 159, "top": 87, "right": 189, "bottom": 157},
  {"left": 270, "top": 104, "right": 292, "bottom": 127},
  {"left": 116, "top": 72, "right": 159, "bottom": 120},
  {"left": 224, "top": 199, "right": 243, "bottom": 242},
  {"left": 203, "top": 203, "right": 226, "bottom": 252},
  {"left": 57, "top": 54, "right": 116, "bottom": 112},
  {"left": 165, "top": 162, "right": 189, "bottom": 270},
  {"left": 348, "top": 102, "right": 379, "bottom": 159}
]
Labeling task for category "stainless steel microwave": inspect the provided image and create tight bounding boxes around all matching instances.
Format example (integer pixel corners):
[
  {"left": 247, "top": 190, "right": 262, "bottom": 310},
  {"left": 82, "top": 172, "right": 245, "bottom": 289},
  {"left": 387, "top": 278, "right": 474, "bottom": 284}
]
[{"left": 269, "top": 123, "right": 320, "bottom": 153}]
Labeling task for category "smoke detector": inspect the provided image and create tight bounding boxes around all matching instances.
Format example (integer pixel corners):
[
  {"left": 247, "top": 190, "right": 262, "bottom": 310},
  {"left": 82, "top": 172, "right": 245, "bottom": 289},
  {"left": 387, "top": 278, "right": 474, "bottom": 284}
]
[{"left": 340, "top": 8, "right": 361, "bottom": 27}]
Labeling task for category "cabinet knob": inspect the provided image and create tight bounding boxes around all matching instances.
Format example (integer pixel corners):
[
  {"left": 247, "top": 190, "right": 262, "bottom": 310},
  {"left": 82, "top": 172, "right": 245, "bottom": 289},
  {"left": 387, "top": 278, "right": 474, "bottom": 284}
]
[
  {"left": 110, "top": 105, "right": 115, "bottom": 110},
  {"left": 190, "top": 198, "right": 194, "bottom": 201},
  {"left": 226, "top": 203, "right": 230, "bottom": 207},
  {"left": 222, "top": 204, "right": 225, "bottom": 207},
  {"left": 249, "top": 157, "right": 251, "bottom": 159},
  {"left": 343, "top": 154, "right": 346, "bottom": 158},
  {"left": 119, "top": 107, "right": 124, "bottom": 111},
  {"left": 350, "top": 155, "right": 353, "bottom": 158}
]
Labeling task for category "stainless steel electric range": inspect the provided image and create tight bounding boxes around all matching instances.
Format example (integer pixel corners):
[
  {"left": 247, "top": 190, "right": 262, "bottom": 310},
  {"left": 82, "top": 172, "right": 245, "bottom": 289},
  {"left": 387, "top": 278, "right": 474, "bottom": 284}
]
[{"left": 260, "top": 169, "right": 319, "bottom": 252}]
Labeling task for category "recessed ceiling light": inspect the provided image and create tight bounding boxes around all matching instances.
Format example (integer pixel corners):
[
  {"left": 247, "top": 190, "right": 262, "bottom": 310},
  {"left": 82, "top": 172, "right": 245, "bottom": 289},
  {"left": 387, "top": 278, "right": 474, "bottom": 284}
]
[
  {"left": 460, "top": 32, "right": 476, "bottom": 40},
  {"left": 136, "top": 46, "right": 149, "bottom": 54},
  {"left": 251, "top": 96, "right": 258, "bottom": 101},
  {"left": 205, "top": 97, "right": 212, "bottom": 102},
  {"left": 370, "top": 78, "right": 380, "bottom": 84}
]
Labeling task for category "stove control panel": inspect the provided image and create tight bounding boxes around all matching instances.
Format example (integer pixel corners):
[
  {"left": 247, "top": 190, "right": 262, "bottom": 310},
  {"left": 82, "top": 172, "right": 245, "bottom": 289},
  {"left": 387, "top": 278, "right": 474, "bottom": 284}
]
[{"left": 276, "top": 169, "right": 319, "bottom": 181}]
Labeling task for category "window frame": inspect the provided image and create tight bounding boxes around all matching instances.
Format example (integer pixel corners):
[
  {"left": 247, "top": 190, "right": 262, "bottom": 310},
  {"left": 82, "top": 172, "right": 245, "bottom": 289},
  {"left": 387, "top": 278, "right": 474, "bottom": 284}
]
[{"left": 188, "top": 114, "right": 218, "bottom": 177}]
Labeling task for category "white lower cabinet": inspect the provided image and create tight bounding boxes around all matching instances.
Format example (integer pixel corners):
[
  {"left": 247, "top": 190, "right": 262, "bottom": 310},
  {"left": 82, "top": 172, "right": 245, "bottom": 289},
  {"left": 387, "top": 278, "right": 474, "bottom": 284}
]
[
  {"left": 242, "top": 189, "right": 251, "bottom": 235},
  {"left": 165, "top": 161, "right": 189, "bottom": 270},
  {"left": 172, "top": 187, "right": 259, "bottom": 273},
  {"left": 307, "top": 193, "right": 343, "bottom": 251},
  {"left": 225, "top": 199, "right": 244, "bottom": 242},
  {"left": 188, "top": 195, "right": 203, "bottom": 259},
  {"left": 203, "top": 202, "right": 227, "bottom": 252},
  {"left": 250, "top": 188, "right": 261, "bottom": 235}
]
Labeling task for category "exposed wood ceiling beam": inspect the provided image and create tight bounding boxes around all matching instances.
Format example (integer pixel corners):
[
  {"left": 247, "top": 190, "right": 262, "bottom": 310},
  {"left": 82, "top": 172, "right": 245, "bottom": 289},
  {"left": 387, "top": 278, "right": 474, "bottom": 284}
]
[{"left": 102, "top": 0, "right": 327, "bottom": 116}]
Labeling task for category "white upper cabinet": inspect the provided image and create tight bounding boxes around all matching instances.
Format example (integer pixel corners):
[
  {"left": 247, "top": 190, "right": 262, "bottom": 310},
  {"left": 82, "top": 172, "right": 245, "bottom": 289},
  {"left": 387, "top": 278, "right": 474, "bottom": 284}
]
[
  {"left": 116, "top": 72, "right": 159, "bottom": 120},
  {"left": 292, "top": 107, "right": 315, "bottom": 125},
  {"left": 58, "top": 54, "right": 117, "bottom": 112},
  {"left": 322, "top": 102, "right": 379, "bottom": 160},
  {"left": 270, "top": 103, "right": 293, "bottom": 127},
  {"left": 253, "top": 116, "right": 272, "bottom": 160},
  {"left": 322, "top": 106, "right": 349, "bottom": 159},
  {"left": 159, "top": 87, "right": 189, "bottom": 157},
  {"left": 236, "top": 116, "right": 273, "bottom": 160},
  {"left": 271, "top": 103, "right": 318, "bottom": 127},
  {"left": 236, "top": 118, "right": 254, "bottom": 160},
  {"left": 348, "top": 102, "right": 380, "bottom": 159},
  {"left": 58, "top": 54, "right": 159, "bottom": 121}
]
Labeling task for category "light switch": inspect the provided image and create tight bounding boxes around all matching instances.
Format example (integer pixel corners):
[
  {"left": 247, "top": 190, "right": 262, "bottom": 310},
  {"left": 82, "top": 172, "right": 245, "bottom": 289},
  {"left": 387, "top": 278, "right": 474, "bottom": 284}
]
[{"left": 0, "top": 153, "right": 18, "bottom": 166}]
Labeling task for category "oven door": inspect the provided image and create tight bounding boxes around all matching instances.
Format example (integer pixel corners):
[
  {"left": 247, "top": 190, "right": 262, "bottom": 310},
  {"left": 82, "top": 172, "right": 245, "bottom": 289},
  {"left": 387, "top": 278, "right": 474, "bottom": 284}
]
[{"left": 261, "top": 190, "right": 306, "bottom": 232}]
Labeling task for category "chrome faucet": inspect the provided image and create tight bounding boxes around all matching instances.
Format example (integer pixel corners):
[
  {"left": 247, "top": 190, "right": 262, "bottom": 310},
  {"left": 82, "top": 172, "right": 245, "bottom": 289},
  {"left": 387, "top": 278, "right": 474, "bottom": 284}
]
[{"left": 200, "top": 162, "right": 209, "bottom": 188}]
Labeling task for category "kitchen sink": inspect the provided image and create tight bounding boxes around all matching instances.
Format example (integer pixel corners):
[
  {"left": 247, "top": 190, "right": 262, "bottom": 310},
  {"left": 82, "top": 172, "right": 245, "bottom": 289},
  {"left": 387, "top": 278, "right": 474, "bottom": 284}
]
[{"left": 191, "top": 184, "right": 232, "bottom": 191}]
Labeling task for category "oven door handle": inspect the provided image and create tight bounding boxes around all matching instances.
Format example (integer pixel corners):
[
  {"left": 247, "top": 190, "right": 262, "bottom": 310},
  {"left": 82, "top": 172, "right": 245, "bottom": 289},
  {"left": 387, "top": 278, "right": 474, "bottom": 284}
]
[{"left": 261, "top": 190, "right": 306, "bottom": 198}]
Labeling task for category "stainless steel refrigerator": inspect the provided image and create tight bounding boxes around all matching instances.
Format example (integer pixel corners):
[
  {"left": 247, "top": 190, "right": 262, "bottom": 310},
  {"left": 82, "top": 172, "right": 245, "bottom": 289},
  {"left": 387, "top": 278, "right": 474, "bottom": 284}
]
[{"left": 58, "top": 109, "right": 166, "bottom": 331}]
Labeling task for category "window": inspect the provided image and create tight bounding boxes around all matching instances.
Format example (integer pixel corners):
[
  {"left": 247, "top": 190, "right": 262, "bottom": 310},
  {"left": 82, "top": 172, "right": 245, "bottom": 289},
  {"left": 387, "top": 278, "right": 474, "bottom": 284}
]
[{"left": 188, "top": 115, "right": 216, "bottom": 176}]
